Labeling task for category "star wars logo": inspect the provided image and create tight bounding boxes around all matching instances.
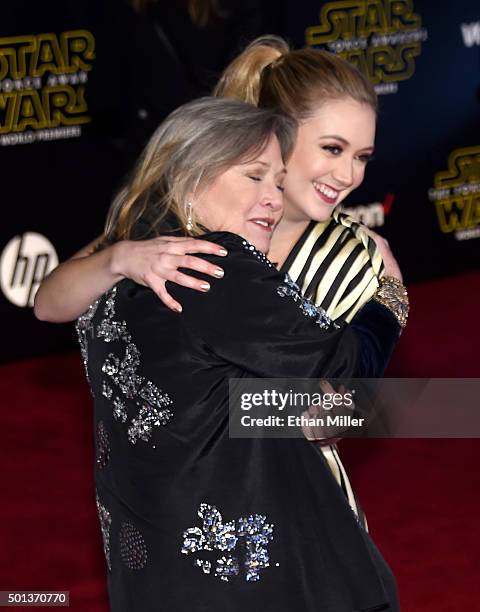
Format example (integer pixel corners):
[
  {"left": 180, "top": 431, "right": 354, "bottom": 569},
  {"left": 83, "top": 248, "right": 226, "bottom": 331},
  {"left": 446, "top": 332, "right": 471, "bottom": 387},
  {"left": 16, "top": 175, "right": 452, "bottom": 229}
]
[
  {"left": 0, "top": 30, "right": 95, "bottom": 145},
  {"left": 305, "top": 0, "right": 428, "bottom": 95},
  {"left": 428, "top": 146, "right": 480, "bottom": 241}
]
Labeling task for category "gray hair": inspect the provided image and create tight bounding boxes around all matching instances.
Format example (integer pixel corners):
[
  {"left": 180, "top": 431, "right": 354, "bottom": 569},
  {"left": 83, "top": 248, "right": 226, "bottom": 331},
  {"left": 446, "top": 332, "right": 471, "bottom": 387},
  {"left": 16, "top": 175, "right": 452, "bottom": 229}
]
[{"left": 102, "top": 96, "right": 296, "bottom": 244}]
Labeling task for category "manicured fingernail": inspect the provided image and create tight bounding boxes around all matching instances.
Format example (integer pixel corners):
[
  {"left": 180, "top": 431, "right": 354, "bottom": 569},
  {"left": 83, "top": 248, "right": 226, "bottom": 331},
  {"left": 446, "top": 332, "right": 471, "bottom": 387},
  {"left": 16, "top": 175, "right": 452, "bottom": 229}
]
[
  {"left": 218, "top": 248, "right": 228, "bottom": 256},
  {"left": 174, "top": 305, "right": 182, "bottom": 313},
  {"left": 200, "top": 283, "right": 210, "bottom": 291},
  {"left": 213, "top": 268, "right": 224, "bottom": 278}
]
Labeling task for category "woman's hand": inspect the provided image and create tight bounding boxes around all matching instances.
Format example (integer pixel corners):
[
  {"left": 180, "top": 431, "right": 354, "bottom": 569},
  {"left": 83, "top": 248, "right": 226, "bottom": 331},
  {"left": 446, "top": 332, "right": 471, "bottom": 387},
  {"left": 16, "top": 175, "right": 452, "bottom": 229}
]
[
  {"left": 362, "top": 227, "right": 403, "bottom": 282},
  {"left": 111, "top": 236, "right": 228, "bottom": 312},
  {"left": 34, "top": 235, "right": 228, "bottom": 323},
  {"left": 301, "top": 381, "right": 354, "bottom": 445}
]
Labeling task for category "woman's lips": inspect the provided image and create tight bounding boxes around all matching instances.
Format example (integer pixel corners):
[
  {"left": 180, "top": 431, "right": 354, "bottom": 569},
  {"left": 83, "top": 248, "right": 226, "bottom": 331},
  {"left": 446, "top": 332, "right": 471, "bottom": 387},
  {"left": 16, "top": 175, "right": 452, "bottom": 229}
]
[
  {"left": 249, "top": 218, "right": 274, "bottom": 232},
  {"left": 313, "top": 181, "right": 339, "bottom": 205}
]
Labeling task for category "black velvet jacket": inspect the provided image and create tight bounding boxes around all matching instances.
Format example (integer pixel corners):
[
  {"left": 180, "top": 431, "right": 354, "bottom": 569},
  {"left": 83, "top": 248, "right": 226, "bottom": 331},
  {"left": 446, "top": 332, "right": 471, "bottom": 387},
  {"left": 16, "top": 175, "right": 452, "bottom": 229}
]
[{"left": 77, "top": 231, "right": 400, "bottom": 612}]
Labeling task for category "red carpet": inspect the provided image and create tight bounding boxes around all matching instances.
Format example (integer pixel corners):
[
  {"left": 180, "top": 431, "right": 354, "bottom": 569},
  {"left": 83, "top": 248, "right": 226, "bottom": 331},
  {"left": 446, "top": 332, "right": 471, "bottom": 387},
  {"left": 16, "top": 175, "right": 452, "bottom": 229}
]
[{"left": 0, "top": 270, "right": 479, "bottom": 610}]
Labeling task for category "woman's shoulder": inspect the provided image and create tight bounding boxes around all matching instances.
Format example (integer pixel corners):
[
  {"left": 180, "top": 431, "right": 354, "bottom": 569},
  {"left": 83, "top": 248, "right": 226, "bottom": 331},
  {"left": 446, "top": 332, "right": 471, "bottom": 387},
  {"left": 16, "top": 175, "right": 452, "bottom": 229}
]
[
  {"left": 298, "top": 211, "right": 383, "bottom": 271},
  {"left": 199, "top": 231, "right": 277, "bottom": 270},
  {"left": 308, "top": 211, "right": 366, "bottom": 242},
  {"left": 331, "top": 210, "right": 372, "bottom": 247},
  {"left": 282, "top": 211, "right": 384, "bottom": 322},
  {"left": 166, "top": 231, "right": 287, "bottom": 313}
]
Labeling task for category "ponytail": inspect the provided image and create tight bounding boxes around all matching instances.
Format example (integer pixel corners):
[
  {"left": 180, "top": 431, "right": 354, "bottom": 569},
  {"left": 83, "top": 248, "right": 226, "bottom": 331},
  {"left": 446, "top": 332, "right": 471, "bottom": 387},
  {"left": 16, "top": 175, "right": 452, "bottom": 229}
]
[
  {"left": 215, "top": 36, "right": 377, "bottom": 120},
  {"left": 213, "top": 35, "right": 289, "bottom": 105}
]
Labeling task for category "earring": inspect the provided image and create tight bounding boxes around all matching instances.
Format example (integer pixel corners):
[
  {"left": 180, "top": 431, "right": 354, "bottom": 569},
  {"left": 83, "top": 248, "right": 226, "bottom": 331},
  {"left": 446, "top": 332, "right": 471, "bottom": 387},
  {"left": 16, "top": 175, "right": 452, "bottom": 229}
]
[{"left": 185, "top": 201, "right": 193, "bottom": 231}]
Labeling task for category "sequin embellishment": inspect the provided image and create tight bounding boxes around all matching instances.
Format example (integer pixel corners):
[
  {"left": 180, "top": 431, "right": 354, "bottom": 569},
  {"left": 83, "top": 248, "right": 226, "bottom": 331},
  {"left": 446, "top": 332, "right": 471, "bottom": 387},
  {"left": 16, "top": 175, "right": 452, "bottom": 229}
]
[
  {"left": 95, "top": 493, "right": 112, "bottom": 571},
  {"left": 277, "top": 274, "right": 339, "bottom": 329},
  {"left": 75, "top": 298, "right": 101, "bottom": 388},
  {"left": 119, "top": 522, "right": 148, "bottom": 570},
  {"left": 182, "top": 503, "right": 275, "bottom": 582},
  {"left": 113, "top": 397, "right": 128, "bottom": 423},
  {"left": 241, "top": 239, "right": 275, "bottom": 268},
  {"left": 102, "top": 381, "right": 113, "bottom": 400},
  {"left": 96, "top": 421, "right": 110, "bottom": 469},
  {"left": 96, "top": 287, "right": 174, "bottom": 444}
]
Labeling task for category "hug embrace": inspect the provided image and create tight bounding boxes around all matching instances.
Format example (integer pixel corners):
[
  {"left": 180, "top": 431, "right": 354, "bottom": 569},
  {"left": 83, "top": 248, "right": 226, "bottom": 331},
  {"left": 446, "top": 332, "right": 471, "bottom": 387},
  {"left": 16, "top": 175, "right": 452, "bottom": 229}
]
[{"left": 35, "top": 36, "right": 409, "bottom": 612}]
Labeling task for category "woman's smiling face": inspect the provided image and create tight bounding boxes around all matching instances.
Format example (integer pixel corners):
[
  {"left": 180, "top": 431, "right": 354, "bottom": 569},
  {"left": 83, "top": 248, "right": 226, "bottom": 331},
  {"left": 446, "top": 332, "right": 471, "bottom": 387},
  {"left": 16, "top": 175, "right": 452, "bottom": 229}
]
[{"left": 282, "top": 97, "right": 376, "bottom": 223}]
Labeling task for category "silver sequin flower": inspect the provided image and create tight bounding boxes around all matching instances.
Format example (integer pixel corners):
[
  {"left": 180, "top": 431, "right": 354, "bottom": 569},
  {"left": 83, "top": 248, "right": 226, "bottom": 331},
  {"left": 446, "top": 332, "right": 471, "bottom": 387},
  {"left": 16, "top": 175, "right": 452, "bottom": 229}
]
[
  {"left": 237, "top": 514, "right": 274, "bottom": 582},
  {"left": 95, "top": 493, "right": 112, "bottom": 571},
  {"left": 277, "top": 273, "right": 339, "bottom": 330},
  {"left": 96, "top": 421, "right": 110, "bottom": 469},
  {"left": 194, "top": 503, "right": 237, "bottom": 553},
  {"left": 182, "top": 526, "right": 206, "bottom": 554},
  {"left": 119, "top": 522, "right": 148, "bottom": 570},
  {"left": 182, "top": 503, "right": 274, "bottom": 582},
  {"left": 95, "top": 287, "right": 174, "bottom": 444},
  {"left": 127, "top": 403, "right": 173, "bottom": 444},
  {"left": 215, "top": 555, "right": 240, "bottom": 581},
  {"left": 139, "top": 381, "right": 175, "bottom": 410}
]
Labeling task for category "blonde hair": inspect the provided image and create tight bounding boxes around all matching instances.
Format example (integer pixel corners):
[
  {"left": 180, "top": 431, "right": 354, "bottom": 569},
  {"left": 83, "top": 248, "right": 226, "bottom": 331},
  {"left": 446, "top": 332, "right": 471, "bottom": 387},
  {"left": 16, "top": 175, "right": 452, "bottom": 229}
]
[
  {"left": 101, "top": 97, "right": 296, "bottom": 247},
  {"left": 214, "top": 35, "right": 377, "bottom": 120}
]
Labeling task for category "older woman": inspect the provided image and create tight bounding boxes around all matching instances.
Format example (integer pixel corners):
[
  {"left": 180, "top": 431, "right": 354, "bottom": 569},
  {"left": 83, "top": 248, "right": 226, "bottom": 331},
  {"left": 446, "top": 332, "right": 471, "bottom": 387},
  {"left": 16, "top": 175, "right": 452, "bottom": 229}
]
[{"left": 76, "top": 96, "right": 404, "bottom": 611}]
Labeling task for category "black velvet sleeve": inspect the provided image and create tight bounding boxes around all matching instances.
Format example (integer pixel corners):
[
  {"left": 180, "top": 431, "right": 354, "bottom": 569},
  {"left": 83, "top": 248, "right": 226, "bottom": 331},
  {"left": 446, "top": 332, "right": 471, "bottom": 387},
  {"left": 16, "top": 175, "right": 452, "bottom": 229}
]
[
  {"left": 349, "top": 299, "right": 401, "bottom": 377},
  {"left": 168, "top": 232, "right": 401, "bottom": 379}
]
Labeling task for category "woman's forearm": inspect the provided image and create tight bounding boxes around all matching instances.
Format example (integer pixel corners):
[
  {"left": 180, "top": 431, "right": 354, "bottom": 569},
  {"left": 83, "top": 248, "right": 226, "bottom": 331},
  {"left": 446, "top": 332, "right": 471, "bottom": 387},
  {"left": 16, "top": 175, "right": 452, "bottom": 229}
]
[
  {"left": 34, "top": 233, "right": 230, "bottom": 322},
  {"left": 34, "top": 240, "right": 124, "bottom": 323},
  {"left": 349, "top": 300, "right": 401, "bottom": 377}
]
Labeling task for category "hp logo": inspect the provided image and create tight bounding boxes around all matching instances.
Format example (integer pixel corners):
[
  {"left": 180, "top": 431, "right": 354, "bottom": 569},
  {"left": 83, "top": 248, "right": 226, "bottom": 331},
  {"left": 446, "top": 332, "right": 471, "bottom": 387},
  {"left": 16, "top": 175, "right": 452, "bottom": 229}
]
[{"left": 0, "top": 233, "right": 59, "bottom": 308}]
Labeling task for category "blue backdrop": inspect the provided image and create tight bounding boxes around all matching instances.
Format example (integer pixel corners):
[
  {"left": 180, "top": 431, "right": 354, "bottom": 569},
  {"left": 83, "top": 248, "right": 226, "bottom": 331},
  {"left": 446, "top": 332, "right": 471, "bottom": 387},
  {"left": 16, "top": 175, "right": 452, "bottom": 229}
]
[{"left": 0, "top": 0, "right": 479, "bottom": 362}]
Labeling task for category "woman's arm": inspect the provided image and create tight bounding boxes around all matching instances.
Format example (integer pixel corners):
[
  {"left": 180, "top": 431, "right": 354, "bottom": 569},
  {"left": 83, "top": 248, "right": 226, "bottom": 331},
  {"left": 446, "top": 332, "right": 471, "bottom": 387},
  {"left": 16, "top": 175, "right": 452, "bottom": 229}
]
[
  {"left": 33, "top": 236, "right": 229, "bottom": 323},
  {"left": 34, "top": 237, "right": 122, "bottom": 323},
  {"left": 170, "top": 232, "right": 404, "bottom": 380}
]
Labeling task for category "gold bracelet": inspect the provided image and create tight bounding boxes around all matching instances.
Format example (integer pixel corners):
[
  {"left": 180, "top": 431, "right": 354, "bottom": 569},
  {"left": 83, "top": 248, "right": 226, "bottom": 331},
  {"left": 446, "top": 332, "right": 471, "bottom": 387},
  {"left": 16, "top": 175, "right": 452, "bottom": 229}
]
[{"left": 373, "top": 276, "right": 409, "bottom": 329}]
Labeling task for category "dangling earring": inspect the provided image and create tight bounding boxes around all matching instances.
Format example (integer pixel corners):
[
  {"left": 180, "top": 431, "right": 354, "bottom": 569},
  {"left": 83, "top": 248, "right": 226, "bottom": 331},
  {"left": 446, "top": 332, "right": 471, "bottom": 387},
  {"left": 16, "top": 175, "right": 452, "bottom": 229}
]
[{"left": 185, "top": 201, "right": 193, "bottom": 232}]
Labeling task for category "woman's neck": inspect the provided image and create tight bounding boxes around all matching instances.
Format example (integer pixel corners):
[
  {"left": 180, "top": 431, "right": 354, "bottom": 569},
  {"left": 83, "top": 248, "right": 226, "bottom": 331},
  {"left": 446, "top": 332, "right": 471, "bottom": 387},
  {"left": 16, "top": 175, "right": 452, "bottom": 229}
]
[{"left": 268, "top": 216, "right": 311, "bottom": 269}]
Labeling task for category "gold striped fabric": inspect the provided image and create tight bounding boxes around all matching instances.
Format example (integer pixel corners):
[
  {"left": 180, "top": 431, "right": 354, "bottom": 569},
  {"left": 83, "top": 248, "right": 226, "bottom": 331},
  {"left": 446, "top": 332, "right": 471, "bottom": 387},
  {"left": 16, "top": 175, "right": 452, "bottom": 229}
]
[
  {"left": 282, "top": 211, "right": 385, "bottom": 530},
  {"left": 281, "top": 210, "right": 384, "bottom": 322}
]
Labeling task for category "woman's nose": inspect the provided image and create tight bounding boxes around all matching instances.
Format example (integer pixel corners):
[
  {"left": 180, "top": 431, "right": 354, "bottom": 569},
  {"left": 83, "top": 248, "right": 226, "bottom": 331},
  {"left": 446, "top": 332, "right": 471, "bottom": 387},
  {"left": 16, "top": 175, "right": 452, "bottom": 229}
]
[
  {"left": 263, "top": 194, "right": 283, "bottom": 214},
  {"left": 331, "top": 157, "right": 354, "bottom": 188},
  {"left": 262, "top": 180, "right": 283, "bottom": 212}
]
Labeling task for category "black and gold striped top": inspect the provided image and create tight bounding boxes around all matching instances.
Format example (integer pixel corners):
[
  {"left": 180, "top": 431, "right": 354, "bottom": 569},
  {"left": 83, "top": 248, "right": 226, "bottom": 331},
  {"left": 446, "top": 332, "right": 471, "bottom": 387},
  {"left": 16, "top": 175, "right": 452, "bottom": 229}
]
[
  {"left": 281, "top": 210, "right": 384, "bottom": 323},
  {"left": 281, "top": 210, "right": 385, "bottom": 530}
]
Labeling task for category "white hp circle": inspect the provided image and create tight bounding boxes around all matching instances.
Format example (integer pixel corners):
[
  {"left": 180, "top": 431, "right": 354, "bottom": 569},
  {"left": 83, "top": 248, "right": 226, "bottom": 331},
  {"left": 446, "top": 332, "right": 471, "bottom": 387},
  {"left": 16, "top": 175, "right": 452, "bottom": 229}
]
[{"left": 0, "top": 232, "right": 59, "bottom": 308}]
